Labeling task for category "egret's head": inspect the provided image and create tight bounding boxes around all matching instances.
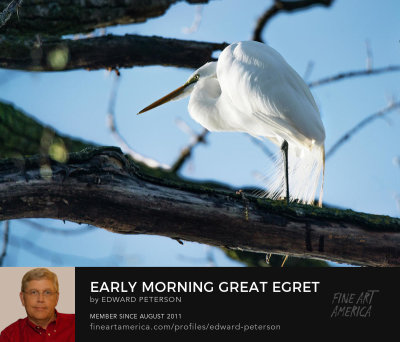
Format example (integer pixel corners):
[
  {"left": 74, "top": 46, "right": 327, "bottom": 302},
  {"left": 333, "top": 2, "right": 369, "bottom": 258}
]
[{"left": 137, "top": 62, "right": 216, "bottom": 115}]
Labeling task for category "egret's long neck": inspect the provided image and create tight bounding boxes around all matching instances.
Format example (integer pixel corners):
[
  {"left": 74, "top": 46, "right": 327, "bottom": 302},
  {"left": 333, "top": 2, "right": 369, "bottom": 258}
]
[
  {"left": 188, "top": 77, "right": 226, "bottom": 131},
  {"left": 187, "top": 61, "right": 242, "bottom": 132}
]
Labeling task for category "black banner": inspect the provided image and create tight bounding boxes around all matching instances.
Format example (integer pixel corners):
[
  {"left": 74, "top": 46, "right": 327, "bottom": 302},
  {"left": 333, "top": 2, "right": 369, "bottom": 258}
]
[{"left": 75, "top": 267, "right": 398, "bottom": 340}]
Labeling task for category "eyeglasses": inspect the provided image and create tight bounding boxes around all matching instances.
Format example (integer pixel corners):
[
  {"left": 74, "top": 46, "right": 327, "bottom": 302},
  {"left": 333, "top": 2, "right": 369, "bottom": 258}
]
[{"left": 24, "top": 290, "right": 57, "bottom": 298}]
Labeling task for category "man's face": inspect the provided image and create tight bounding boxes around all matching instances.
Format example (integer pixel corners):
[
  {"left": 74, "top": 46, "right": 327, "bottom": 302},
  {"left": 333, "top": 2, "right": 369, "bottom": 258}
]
[{"left": 20, "top": 279, "right": 59, "bottom": 324}]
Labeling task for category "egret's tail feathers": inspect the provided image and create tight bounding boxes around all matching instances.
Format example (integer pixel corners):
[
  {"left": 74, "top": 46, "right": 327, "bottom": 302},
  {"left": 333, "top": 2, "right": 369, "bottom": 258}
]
[
  {"left": 318, "top": 146, "right": 325, "bottom": 207},
  {"left": 261, "top": 144, "right": 325, "bottom": 206}
]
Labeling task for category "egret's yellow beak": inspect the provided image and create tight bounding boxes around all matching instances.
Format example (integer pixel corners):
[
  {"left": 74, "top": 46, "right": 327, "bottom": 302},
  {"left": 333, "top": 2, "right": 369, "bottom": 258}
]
[
  {"left": 137, "top": 83, "right": 189, "bottom": 115},
  {"left": 137, "top": 74, "right": 200, "bottom": 115}
]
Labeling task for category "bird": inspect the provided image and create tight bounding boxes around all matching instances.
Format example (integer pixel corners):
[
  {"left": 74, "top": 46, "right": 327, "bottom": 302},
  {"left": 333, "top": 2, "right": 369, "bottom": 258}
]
[{"left": 138, "top": 41, "right": 325, "bottom": 207}]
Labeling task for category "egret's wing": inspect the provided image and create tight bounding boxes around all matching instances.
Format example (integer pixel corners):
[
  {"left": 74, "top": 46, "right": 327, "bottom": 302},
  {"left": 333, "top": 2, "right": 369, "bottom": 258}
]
[{"left": 217, "top": 41, "right": 325, "bottom": 147}]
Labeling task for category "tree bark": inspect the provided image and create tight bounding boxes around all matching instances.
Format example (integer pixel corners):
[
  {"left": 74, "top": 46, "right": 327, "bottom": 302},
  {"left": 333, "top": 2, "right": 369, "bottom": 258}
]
[
  {"left": 1, "top": 147, "right": 399, "bottom": 267},
  {"left": 0, "top": 34, "right": 228, "bottom": 71},
  {"left": 0, "top": 0, "right": 211, "bottom": 36}
]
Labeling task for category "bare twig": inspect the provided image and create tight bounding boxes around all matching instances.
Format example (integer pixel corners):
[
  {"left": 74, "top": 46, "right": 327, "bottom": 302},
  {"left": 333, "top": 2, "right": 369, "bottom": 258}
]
[
  {"left": 308, "top": 65, "right": 400, "bottom": 88},
  {"left": 182, "top": 5, "right": 203, "bottom": 34},
  {"left": 395, "top": 194, "right": 400, "bottom": 213},
  {"left": 106, "top": 71, "right": 170, "bottom": 169},
  {"left": 326, "top": 101, "right": 400, "bottom": 159},
  {"left": 365, "top": 40, "right": 373, "bottom": 71},
  {"left": 171, "top": 119, "right": 209, "bottom": 173},
  {"left": 0, "top": 0, "right": 22, "bottom": 28},
  {"left": 252, "top": 0, "right": 334, "bottom": 42},
  {"left": 303, "top": 61, "right": 315, "bottom": 82},
  {"left": 393, "top": 156, "right": 400, "bottom": 169},
  {"left": 107, "top": 74, "right": 207, "bottom": 173},
  {"left": 0, "top": 220, "right": 9, "bottom": 266}
]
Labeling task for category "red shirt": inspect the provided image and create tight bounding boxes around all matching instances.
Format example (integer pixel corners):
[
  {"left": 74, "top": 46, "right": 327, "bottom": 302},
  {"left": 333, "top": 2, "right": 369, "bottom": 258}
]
[{"left": 0, "top": 311, "right": 75, "bottom": 342}]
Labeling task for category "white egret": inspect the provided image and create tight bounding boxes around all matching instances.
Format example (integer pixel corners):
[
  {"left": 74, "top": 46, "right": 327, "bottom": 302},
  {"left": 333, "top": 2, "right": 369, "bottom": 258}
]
[{"left": 138, "top": 41, "right": 325, "bottom": 206}]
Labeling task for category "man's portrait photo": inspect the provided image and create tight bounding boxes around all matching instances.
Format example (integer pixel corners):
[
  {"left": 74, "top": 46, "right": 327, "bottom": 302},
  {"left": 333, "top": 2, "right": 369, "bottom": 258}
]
[{"left": 0, "top": 267, "right": 75, "bottom": 341}]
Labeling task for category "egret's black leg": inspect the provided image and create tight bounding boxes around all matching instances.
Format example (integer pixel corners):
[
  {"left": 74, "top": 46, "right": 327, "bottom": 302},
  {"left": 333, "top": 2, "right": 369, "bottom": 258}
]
[{"left": 281, "top": 140, "right": 289, "bottom": 205}]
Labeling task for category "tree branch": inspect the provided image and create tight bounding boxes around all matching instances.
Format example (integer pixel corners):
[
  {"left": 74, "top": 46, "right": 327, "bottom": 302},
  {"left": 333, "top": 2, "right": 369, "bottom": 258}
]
[
  {"left": 326, "top": 101, "right": 400, "bottom": 159},
  {"left": 1, "top": 147, "right": 399, "bottom": 267},
  {"left": 252, "top": 0, "right": 334, "bottom": 42},
  {"left": 0, "top": 34, "right": 228, "bottom": 71},
  {"left": 0, "top": 0, "right": 212, "bottom": 36},
  {"left": 170, "top": 125, "right": 208, "bottom": 173},
  {"left": 308, "top": 65, "right": 400, "bottom": 88},
  {"left": 106, "top": 71, "right": 170, "bottom": 169}
]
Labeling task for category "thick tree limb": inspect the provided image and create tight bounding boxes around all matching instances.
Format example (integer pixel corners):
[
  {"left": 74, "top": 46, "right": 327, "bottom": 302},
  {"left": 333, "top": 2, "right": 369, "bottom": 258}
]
[
  {"left": 0, "top": 34, "right": 228, "bottom": 71},
  {"left": 1, "top": 147, "right": 399, "bottom": 267},
  {"left": 0, "top": 0, "right": 211, "bottom": 36}
]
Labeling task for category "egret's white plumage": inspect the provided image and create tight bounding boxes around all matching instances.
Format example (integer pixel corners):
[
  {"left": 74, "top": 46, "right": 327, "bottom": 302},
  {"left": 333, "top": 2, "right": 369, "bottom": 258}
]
[{"left": 139, "top": 41, "right": 325, "bottom": 206}]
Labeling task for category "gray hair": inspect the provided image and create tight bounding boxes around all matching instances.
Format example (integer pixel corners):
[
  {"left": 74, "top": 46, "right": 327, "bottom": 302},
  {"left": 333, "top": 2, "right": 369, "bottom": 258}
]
[{"left": 21, "top": 268, "right": 59, "bottom": 293}]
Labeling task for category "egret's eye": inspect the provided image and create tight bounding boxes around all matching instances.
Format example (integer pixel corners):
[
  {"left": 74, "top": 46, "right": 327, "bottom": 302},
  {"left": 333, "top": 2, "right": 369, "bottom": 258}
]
[{"left": 187, "top": 74, "right": 200, "bottom": 85}]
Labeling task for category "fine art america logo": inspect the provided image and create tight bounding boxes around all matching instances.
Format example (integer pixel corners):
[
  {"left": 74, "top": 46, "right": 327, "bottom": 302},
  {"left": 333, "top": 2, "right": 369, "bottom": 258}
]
[{"left": 330, "top": 290, "right": 379, "bottom": 318}]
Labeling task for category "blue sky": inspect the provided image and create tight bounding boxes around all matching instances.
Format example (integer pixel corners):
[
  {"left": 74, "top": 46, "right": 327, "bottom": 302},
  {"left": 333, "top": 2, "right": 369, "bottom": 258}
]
[{"left": 1, "top": 0, "right": 399, "bottom": 266}]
